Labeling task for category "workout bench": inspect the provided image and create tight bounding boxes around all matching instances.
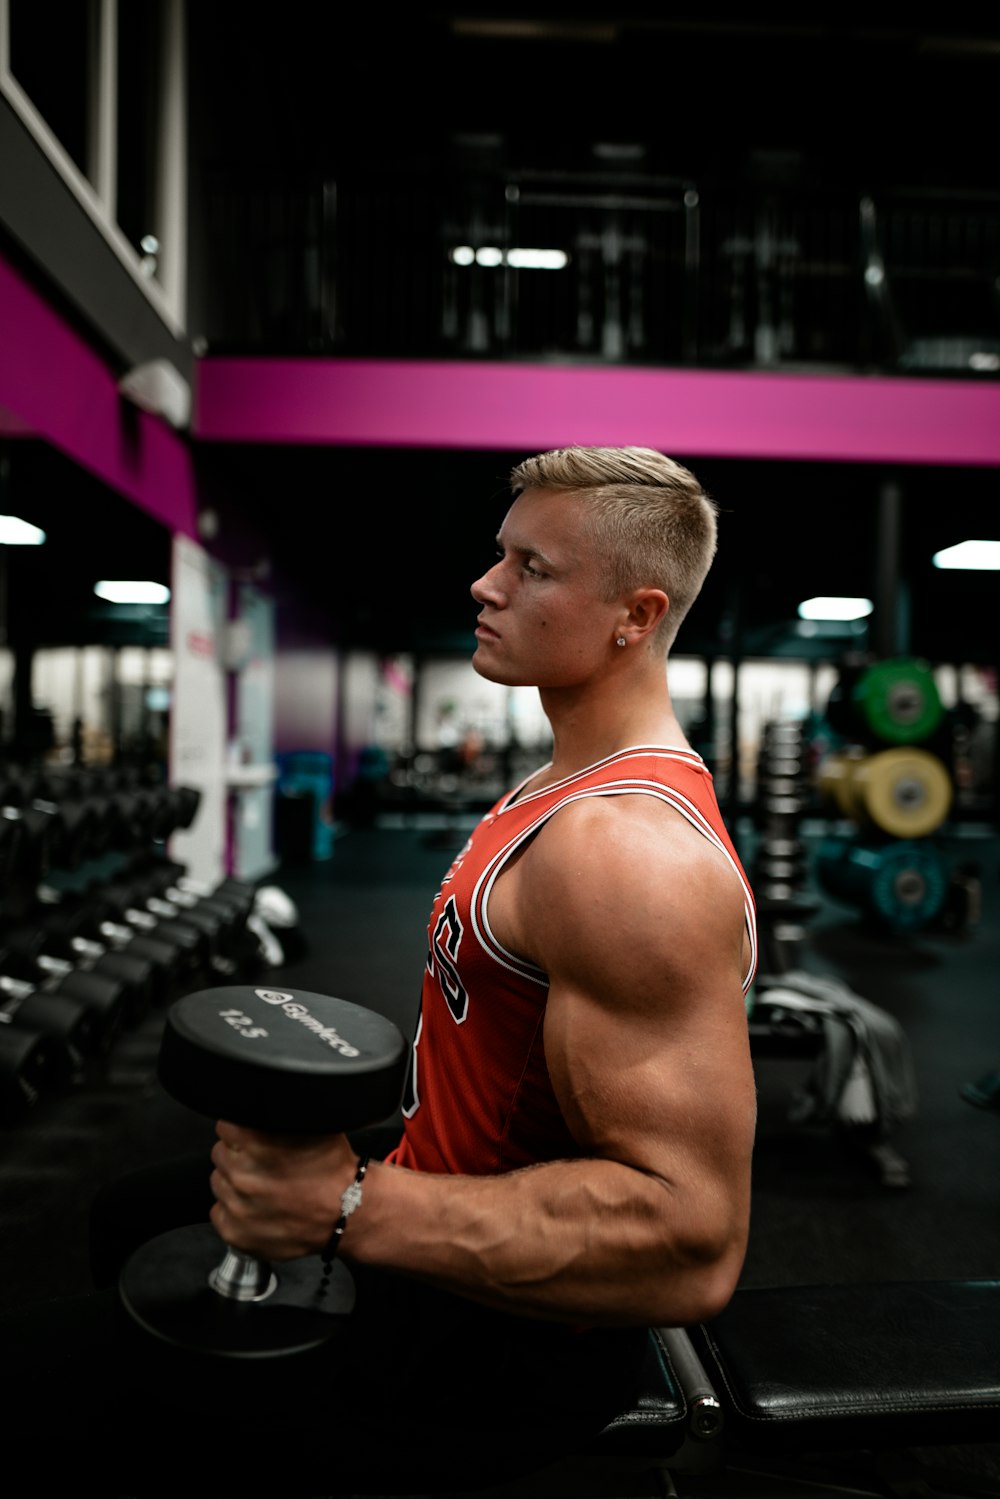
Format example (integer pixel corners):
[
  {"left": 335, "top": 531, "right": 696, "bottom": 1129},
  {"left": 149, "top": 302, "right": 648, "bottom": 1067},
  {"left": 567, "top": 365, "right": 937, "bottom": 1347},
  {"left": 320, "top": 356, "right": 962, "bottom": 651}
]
[{"left": 469, "top": 1279, "right": 1000, "bottom": 1499}]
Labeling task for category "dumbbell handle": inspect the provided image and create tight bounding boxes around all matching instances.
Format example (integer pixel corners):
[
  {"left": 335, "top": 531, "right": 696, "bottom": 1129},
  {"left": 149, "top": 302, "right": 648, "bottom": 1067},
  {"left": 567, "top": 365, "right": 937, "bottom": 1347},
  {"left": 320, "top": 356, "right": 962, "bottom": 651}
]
[{"left": 209, "top": 1247, "right": 278, "bottom": 1302}]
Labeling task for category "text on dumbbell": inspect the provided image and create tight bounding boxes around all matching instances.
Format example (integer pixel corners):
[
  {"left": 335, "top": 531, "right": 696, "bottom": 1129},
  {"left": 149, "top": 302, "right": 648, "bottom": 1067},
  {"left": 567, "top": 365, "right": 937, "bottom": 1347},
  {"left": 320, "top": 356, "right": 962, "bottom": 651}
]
[
  {"left": 218, "top": 1008, "right": 269, "bottom": 1039},
  {"left": 253, "top": 989, "right": 360, "bottom": 1056}
]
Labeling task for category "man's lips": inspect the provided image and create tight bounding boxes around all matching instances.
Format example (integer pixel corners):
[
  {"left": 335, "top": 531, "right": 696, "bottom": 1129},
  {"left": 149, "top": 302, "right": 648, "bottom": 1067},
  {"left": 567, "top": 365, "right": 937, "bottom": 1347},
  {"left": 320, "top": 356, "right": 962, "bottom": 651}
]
[{"left": 475, "top": 619, "right": 500, "bottom": 641}]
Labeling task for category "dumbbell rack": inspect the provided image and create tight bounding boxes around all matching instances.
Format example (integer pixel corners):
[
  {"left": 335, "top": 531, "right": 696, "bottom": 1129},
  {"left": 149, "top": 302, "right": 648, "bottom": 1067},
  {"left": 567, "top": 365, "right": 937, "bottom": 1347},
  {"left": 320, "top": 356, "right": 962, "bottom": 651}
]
[
  {"left": 747, "top": 719, "right": 915, "bottom": 1191},
  {"left": 751, "top": 719, "right": 820, "bottom": 976},
  {"left": 0, "top": 761, "right": 259, "bottom": 1128}
]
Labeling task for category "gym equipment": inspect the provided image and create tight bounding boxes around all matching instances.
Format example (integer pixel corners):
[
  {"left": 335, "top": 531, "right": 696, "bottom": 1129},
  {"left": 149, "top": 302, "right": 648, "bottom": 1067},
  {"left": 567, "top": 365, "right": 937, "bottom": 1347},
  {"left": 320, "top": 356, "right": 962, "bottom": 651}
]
[
  {"left": 36, "top": 892, "right": 185, "bottom": 1001},
  {"left": 0, "top": 963, "right": 126, "bottom": 1052},
  {"left": 819, "top": 746, "right": 953, "bottom": 839},
  {"left": 816, "top": 835, "right": 950, "bottom": 932},
  {"left": 851, "top": 656, "right": 944, "bottom": 744},
  {"left": 827, "top": 656, "right": 945, "bottom": 748},
  {"left": 0, "top": 1007, "right": 78, "bottom": 1122},
  {"left": 752, "top": 720, "right": 821, "bottom": 974},
  {"left": 0, "top": 920, "right": 156, "bottom": 1026},
  {"left": 83, "top": 882, "right": 208, "bottom": 979},
  {"left": 120, "top": 984, "right": 408, "bottom": 1357}
]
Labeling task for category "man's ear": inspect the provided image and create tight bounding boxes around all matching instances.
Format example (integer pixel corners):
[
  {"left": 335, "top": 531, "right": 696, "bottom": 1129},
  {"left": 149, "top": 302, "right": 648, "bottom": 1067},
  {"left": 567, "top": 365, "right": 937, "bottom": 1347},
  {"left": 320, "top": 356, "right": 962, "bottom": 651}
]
[{"left": 624, "top": 588, "right": 669, "bottom": 641}]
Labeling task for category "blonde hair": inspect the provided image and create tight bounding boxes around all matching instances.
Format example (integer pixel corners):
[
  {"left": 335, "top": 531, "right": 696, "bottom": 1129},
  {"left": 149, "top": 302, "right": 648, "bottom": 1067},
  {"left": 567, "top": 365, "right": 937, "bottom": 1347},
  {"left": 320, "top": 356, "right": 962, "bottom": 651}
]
[{"left": 510, "top": 446, "right": 718, "bottom": 650}]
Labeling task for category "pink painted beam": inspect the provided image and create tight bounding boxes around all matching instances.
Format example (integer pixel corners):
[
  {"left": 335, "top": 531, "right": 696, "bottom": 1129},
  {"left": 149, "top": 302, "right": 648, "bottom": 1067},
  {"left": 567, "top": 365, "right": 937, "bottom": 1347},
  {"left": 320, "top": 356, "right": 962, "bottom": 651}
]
[
  {"left": 0, "top": 251, "right": 199, "bottom": 537},
  {"left": 195, "top": 356, "right": 1000, "bottom": 468},
  {"left": 0, "top": 403, "right": 35, "bottom": 435}
]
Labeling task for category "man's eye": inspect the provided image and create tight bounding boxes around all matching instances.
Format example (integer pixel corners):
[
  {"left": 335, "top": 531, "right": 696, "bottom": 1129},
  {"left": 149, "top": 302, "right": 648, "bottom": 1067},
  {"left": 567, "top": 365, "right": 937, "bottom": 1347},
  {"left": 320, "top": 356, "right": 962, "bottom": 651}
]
[{"left": 523, "top": 561, "right": 544, "bottom": 578}]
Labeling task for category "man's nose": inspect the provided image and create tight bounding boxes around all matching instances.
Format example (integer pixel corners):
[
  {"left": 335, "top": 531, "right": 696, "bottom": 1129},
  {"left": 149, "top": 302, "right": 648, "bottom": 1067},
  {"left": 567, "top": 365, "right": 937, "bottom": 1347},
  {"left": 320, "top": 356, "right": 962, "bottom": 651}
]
[{"left": 471, "top": 562, "right": 506, "bottom": 605}]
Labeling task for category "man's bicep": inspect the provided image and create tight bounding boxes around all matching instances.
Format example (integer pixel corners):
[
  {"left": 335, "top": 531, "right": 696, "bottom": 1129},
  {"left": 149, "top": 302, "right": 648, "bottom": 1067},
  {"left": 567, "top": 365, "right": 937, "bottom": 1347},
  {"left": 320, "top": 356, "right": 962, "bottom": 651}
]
[
  {"left": 525, "top": 796, "right": 755, "bottom": 1175},
  {"left": 543, "top": 959, "right": 756, "bottom": 1188}
]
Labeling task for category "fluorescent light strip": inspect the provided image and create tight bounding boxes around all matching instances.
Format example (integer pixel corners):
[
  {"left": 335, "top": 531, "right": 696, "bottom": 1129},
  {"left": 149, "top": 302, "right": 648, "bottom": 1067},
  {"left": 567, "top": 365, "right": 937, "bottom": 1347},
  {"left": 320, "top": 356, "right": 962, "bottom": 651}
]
[
  {"left": 932, "top": 540, "right": 1000, "bottom": 570},
  {"left": 449, "top": 246, "right": 569, "bottom": 269},
  {"left": 798, "top": 596, "right": 874, "bottom": 621},
  {"left": 0, "top": 514, "right": 46, "bottom": 545},
  {"left": 94, "top": 580, "right": 171, "bottom": 604}
]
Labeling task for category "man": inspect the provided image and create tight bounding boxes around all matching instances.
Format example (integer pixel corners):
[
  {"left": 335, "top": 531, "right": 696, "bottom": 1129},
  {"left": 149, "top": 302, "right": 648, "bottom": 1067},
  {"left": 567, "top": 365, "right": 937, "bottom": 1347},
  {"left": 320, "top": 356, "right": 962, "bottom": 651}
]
[
  {"left": 8, "top": 447, "right": 757, "bottom": 1495},
  {"left": 212, "top": 447, "right": 756, "bottom": 1335},
  {"left": 203, "top": 448, "right": 758, "bottom": 1485}
]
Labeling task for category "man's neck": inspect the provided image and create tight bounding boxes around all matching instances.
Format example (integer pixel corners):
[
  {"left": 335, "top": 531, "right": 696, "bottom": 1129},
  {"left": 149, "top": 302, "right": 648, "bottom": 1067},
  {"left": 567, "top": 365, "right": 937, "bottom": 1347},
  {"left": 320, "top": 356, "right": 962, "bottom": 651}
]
[{"left": 536, "top": 668, "right": 691, "bottom": 782}]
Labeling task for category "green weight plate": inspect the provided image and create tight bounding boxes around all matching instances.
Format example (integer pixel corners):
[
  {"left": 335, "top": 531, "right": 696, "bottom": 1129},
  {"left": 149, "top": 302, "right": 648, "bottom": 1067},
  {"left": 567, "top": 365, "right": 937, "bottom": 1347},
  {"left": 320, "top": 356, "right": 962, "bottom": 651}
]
[{"left": 852, "top": 658, "right": 943, "bottom": 744}]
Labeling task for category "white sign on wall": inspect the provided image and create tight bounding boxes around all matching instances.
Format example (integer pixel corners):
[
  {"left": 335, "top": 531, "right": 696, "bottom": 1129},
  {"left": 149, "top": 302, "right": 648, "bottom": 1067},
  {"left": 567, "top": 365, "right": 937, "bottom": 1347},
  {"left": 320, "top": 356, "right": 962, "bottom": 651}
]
[{"left": 168, "top": 533, "right": 228, "bottom": 885}]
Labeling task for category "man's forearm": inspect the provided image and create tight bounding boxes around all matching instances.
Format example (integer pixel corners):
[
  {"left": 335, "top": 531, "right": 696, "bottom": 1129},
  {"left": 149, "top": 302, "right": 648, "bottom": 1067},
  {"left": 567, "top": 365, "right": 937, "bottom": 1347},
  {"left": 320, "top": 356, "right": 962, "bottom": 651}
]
[{"left": 340, "top": 1155, "right": 745, "bottom": 1328}]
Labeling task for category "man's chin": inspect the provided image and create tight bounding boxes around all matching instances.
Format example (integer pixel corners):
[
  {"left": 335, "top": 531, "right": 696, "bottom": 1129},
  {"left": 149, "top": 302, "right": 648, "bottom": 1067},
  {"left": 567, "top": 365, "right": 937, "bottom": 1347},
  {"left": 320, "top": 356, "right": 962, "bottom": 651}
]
[{"left": 472, "top": 650, "right": 526, "bottom": 687}]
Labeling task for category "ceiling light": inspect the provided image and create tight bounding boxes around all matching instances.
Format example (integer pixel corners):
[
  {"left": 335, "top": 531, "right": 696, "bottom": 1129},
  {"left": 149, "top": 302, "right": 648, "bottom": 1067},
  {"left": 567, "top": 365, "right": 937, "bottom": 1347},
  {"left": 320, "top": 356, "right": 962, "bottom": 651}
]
[
  {"left": 798, "top": 596, "right": 874, "bottom": 621},
  {"left": 0, "top": 515, "right": 46, "bottom": 544},
  {"left": 932, "top": 540, "right": 1000, "bottom": 570},
  {"left": 94, "top": 580, "right": 171, "bottom": 604},
  {"left": 451, "top": 246, "right": 569, "bottom": 270},
  {"left": 506, "top": 248, "right": 568, "bottom": 269}
]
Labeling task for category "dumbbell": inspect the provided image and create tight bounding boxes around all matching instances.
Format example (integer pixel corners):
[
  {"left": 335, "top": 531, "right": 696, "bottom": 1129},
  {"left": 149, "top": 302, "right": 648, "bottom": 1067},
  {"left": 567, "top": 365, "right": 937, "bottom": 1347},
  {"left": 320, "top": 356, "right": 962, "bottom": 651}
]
[
  {"left": 136, "top": 866, "right": 251, "bottom": 965},
  {"left": 119, "top": 985, "right": 408, "bottom": 1358},
  {"left": 0, "top": 944, "right": 129, "bottom": 1054},
  {"left": 85, "top": 882, "right": 209, "bottom": 979},
  {"left": 1, "top": 917, "right": 158, "bottom": 1026},
  {"left": 0, "top": 1007, "right": 79, "bottom": 1122}
]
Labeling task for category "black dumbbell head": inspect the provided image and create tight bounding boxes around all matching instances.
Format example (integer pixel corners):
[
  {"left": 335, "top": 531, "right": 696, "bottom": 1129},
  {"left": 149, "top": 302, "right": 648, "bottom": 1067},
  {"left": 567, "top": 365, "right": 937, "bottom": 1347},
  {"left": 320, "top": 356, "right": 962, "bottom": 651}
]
[{"left": 158, "top": 986, "right": 408, "bottom": 1134}]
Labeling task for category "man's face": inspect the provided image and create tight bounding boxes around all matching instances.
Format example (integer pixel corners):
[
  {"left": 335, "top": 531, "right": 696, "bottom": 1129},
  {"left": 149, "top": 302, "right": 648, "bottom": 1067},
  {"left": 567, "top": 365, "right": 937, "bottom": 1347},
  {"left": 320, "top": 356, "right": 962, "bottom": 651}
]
[{"left": 469, "top": 487, "right": 620, "bottom": 688}]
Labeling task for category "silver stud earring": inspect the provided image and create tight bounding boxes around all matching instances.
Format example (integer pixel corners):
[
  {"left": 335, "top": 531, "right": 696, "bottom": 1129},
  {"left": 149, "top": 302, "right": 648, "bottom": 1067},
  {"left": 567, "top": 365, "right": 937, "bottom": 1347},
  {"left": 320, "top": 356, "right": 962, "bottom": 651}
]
[{"left": 616, "top": 636, "right": 626, "bottom": 647}]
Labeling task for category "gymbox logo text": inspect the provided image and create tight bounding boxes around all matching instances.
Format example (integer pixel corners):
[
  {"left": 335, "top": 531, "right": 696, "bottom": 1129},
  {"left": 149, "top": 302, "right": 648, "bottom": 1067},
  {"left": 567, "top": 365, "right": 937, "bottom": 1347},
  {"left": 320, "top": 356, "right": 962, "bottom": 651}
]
[{"left": 252, "top": 989, "right": 361, "bottom": 1057}]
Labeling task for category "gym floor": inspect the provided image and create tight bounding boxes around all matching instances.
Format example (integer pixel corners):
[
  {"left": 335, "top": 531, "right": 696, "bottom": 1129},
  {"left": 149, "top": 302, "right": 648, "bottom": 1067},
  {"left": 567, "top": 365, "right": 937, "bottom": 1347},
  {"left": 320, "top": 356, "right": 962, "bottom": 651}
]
[{"left": 2, "top": 813, "right": 1000, "bottom": 1493}]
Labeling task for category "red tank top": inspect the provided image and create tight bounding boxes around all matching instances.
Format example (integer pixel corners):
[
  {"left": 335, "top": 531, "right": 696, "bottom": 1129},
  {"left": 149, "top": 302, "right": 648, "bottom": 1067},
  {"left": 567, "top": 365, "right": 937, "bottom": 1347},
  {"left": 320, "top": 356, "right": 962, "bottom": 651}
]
[{"left": 385, "top": 746, "right": 756, "bottom": 1177}]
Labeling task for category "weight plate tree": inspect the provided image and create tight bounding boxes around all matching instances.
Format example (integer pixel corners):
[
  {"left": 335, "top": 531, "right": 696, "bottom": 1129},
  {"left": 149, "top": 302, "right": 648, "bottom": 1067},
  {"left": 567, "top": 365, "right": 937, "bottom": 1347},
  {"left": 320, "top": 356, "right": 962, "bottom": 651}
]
[{"left": 119, "top": 985, "right": 408, "bottom": 1358}]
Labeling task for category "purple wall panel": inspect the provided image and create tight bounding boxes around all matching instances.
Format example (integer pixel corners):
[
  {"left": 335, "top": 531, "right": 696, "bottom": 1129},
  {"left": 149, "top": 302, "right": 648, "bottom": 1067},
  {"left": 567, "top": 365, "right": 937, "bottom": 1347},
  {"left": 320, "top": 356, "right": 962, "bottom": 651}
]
[
  {"left": 0, "top": 251, "right": 199, "bottom": 536},
  {"left": 195, "top": 356, "right": 1000, "bottom": 468}
]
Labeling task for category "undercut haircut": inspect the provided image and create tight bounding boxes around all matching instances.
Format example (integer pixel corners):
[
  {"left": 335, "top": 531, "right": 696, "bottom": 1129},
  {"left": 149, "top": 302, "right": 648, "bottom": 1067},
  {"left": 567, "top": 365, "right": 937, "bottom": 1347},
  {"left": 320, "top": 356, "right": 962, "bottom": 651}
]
[{"left": 509, "top": 446, "right": 719, "bottom": 650}]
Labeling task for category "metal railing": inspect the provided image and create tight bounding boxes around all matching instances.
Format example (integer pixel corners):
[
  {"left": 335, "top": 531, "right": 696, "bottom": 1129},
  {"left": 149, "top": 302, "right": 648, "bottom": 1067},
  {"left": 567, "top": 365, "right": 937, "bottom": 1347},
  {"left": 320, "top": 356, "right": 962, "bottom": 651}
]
[{"left": 198, "top": 163, "right": 1000, "bottom": 378}]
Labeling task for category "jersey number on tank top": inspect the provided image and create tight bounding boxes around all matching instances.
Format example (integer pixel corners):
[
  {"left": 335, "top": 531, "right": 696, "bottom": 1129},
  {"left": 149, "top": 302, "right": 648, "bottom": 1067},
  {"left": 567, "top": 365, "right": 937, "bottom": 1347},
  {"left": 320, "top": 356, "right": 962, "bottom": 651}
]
[
  {"left": 403, "top": 893, "right": 469, "bottom": 1118},
  {"left": 429, "top": 894, "right": 468, "bottom": 1022}
]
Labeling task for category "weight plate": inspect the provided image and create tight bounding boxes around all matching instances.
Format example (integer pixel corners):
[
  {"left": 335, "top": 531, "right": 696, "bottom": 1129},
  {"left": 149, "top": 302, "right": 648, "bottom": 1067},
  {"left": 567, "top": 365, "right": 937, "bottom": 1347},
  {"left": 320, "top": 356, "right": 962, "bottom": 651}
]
[
  {"left": 120, "top": 1222, "right": 355, "bottom": 1358},
  {"left": 868, "top": 843, "right": 949, "bottom": 930},
  {"left": 817, "top": 753, "right": 864, "bottom": 820},
  {"left": 853, "top": 748, "right": 952, "bottom": 838},
  {"left": 816, "top": 836, "right": 949, "bottom": 930},
  {"left": 851, "top": 658, "right": 944, "bottom": 744},
  {"left": 159, "top": 985, "right": 408, "bottom": 1133}
]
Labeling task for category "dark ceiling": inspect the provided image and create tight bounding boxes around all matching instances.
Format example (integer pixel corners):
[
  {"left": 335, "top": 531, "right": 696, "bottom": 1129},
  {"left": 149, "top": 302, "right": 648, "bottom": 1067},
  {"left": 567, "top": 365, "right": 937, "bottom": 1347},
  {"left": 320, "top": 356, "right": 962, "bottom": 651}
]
[{"left": 4, "top": 8, "right": 1000, "bottom": 669}]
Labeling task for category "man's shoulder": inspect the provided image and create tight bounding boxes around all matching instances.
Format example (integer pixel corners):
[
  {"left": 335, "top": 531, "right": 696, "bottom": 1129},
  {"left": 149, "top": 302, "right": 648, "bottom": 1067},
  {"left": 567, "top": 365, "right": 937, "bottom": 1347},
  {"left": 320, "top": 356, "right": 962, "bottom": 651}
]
[{"left": 528, "top": 789, "right": 731, "bottom": 888}]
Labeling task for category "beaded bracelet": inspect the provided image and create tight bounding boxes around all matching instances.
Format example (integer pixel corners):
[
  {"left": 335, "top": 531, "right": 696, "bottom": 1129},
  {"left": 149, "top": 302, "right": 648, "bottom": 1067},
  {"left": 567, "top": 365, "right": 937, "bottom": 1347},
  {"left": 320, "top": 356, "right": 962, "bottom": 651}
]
[{"left": 319, "top": 1155, "right": 370, "bottom": 1292}]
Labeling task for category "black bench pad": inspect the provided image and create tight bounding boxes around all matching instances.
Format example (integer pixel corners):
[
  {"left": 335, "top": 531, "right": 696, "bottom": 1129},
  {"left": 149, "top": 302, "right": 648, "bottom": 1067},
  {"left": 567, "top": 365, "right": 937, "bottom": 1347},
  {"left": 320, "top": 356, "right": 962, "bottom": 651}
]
[
  {"left": 589, "top": 1326, "right": 689, "bottom": 1456},
  {"left": 691, "top": 1279, "right": 1000, "bottom": 1452}
]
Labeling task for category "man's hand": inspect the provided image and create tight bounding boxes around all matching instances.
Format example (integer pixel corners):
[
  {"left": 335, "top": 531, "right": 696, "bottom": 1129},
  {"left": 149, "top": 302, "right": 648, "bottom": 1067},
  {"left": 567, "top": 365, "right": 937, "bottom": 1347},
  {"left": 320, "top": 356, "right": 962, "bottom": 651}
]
[{"left": 209, "top": 1120, "right": 360, "bottom": 1261}]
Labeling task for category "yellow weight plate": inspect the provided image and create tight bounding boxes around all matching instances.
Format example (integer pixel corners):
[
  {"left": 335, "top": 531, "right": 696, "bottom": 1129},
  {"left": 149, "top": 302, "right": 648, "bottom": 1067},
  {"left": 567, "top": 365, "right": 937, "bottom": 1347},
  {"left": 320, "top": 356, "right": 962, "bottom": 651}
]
[
  {"left": 853, "top": 747, "right": 953, "bottom": 838},
  {"left": 817, "top": 751, "right": 865, "bottom": 820}
]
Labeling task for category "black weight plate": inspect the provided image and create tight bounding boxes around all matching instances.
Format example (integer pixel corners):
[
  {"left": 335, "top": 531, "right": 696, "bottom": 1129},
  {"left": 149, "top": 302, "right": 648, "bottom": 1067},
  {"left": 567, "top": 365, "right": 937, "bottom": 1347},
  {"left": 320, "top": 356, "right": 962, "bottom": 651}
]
[
  {"left": 159, "top": 985, "right": 408, "bottom": 1133},
  {"left": 120, "top": 1223, "right": 355, "bottom": 1358}
]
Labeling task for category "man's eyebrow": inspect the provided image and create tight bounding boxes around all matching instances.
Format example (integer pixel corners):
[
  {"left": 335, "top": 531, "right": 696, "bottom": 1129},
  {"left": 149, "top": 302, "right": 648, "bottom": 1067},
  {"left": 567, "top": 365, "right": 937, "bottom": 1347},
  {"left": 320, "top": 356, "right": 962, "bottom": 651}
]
[{"left": 496, "top": 533, "right": 559, "bottom": 569}]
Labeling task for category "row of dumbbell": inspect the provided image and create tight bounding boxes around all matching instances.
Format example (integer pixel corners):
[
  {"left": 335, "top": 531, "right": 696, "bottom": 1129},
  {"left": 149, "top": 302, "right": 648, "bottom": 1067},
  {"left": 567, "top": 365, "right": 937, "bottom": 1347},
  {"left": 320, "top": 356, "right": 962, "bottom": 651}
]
[
  {"left": 0, "top": 767, "right": 202, "bottom": 890},
  {"left": 0, "top": 864, "right": 258, "bottom": 1124}
]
